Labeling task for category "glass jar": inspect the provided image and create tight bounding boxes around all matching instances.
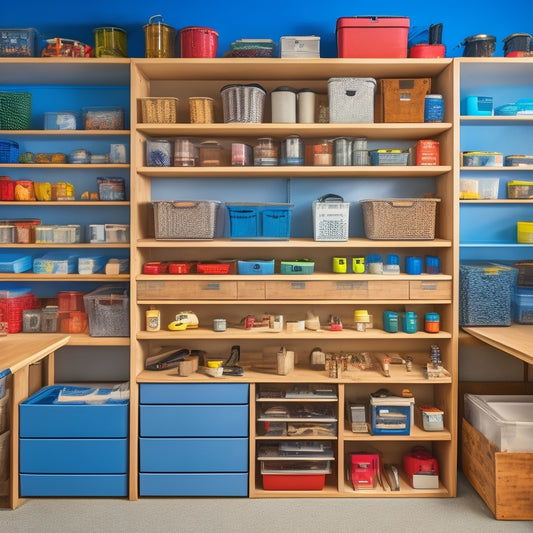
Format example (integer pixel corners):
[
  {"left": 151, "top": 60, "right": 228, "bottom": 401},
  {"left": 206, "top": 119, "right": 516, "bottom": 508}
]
[
  {"left": 174, "top": 138, "right": 198, "bottom": 167},
  {"left": 280, "top": 135, "right": 304, "bottom": 165},
  {"left": 199, "top": 140, "right": 223, "bottom": 166},
  {"left": 312, "top": 140, "right": 332, "bottom": 166},
  {"left": 254, "top": 137, "right": 278, "bottom": 166}
]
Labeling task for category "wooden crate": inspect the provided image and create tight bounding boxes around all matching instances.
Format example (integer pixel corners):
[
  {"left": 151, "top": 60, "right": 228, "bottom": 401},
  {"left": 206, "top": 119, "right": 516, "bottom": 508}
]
[
  {"left": 462, "top": 418, "right": 533, "bottom": 520},
  {"left": 375, "top": 78, "right": 431, "bottom": 123}
]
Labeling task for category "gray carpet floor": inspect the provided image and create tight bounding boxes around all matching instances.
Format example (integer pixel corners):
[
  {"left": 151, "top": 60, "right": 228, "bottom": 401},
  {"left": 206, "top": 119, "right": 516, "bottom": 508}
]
[{"left": 0, "top": 471, "right": 531, "bottom": 533}]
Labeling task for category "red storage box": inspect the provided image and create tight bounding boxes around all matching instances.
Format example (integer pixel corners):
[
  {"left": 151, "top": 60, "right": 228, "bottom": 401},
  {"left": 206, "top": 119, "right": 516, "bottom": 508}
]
[
  {"left": 261, "top": 461, "right": 330, "bottom": 491},
  {"left": 336, "top": 16, "right": 410, "bottom": 58},
  {"left": 57, "top": 291, "right": 85, "bottom": 312},
  {"left": 0, "top": 289, "right": 40, "bottom": 333}
]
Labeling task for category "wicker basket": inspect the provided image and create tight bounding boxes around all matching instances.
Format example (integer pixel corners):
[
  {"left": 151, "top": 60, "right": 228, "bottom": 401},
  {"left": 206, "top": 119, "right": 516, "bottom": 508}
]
[
  {"left": 152, "top": 200, "right": 221, "bottom": 239},
  {"left": 361, "top": 198, "right": 440, "bottom": 240},
  {"left": 0, "top": 92, "right": 32, "bottom": 130},
  {"left": 220, "top": 84, "right": 266, "bottom": 123},
  {"left": 140, "top": 97, "right": 179, "bottom": 123},
  {"left": 189, "top": 97, "right": 214, "bottom": 123}
]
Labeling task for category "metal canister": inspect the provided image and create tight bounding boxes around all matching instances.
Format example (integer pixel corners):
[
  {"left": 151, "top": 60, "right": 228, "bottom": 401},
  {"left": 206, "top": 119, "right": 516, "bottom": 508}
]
[
  {"left": 333, "top": 137, "right": 352, "bottom": 166},
  {"left": 144, "top": 15, "right": 176, "bottom": 58},
  {"left": 93, "top": 27, "right": 128, "bottom": 58},
  {"left": 280, "top": 135, "right": 304, "bottom": 165}
]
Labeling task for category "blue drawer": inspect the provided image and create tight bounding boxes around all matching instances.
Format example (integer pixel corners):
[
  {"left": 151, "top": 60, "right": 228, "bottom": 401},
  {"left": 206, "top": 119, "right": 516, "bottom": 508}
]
[
  {"left": 140, "top": 404, "right": 248, "bottom": 437},
  {"left": 20, "top": 474, "right": 128, "bottom": 497},
  {"left": 140, "top": 438, "right": 248, "bottom": 472},
  {"left": 20, "top": 438, "right": 128, "bottom": 474},
  {"left": 139, "top": 473, "right": 248, "bottom": 497},
  {"left": 140, "top": 383, "right": 249, "bottom": 404},
  {"left": 19, "top": 386, "right": 128, "bottom": 438}
]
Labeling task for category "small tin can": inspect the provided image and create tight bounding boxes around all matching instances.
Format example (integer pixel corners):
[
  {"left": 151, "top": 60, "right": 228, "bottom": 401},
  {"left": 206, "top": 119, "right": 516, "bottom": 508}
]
[
  {"left": 271, "top": 86, "right": 297, "bottom": 123},
  {"left": 146, "top": 309, "right": 161, "bottom": 332},
  {"left": 406, "top": 256, "right": 422, "bottom": 275},
  {"left": 280, "top": 135, "right": 304, "bottom": 165},
  {"left": 416, "top": 139, "right": 440, "bottom": 166},
  {"left": 402, "top": 311, "right": 418, "bottom": 333},
  {"left": 244, "top": 315, "right": 255, "bottom": 328},
  {"left": 383, "top": 311, "right": 399, "bottom": 333},
  {"left": 333, "top": 137, "right": 352, "bottom": 166},
  {"left": 213, "top": 318, "right": 227, "bottom": 332},
  {"left": 254, "top": 137, "right": 278, "bottom": 166},
  {"left": 297, "top": 88, "right": 315, "bottom": 123},
  {"left": 425, "top": 312, "right": 440, "bottom": 333},
  {"left": 424, "top": 94, "right": 444, "bottom": 123}
]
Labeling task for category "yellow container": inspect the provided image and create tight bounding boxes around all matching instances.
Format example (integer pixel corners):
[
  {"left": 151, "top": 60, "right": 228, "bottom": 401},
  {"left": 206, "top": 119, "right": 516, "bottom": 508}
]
[
  {"left": 144, "top": 15, "right": 176, "bottom": 58},
  {"left": 93, "top": 27, "right": 128, "bottom": 58},
  {"left": 189, "top": 97, "right": 214, "bottom": 124},
  {"left": 517, "top": 221, "right": 533, "bottom": 243}
]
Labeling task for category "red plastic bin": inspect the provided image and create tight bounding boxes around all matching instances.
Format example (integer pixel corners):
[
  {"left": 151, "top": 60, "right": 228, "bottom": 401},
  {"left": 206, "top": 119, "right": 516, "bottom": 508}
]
[
  {"left": 262, "top": 473, "right": 327, "bottom": 491},
  {"left": 336, "top": 16, "right": 410, "bottom": 58},
  {"left": 57, "top": 291, "right": 85, "bottom": 312},
  {"left": 179, "top": 26, "right": 218, "bottom": 58},
  {"left": 0, "top": 291, "right": 40, "bottom": 333}
]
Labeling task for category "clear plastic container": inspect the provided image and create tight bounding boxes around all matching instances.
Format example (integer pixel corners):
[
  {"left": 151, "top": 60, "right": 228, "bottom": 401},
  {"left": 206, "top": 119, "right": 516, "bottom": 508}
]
[
  {"left": 254, "top": 137, "right": 278, "bottom": 166},
  {"left": 199, "top": 140, "right": 223, "bottom": 166},
  {"left": 174, "top": 138, "right": 198, "bottom": 167}
]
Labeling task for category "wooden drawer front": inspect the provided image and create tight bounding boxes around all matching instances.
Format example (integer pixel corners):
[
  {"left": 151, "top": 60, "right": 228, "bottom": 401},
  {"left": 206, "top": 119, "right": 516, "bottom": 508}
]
[
  {"left": 237, "top": 280, "right": 266, "bottom": 299},
  {"left": 139, "top": 473, "right": 248, "bottom": 497},
  {"left": 20, "top": 438, "right": 128, "bottom": 474},
  {"left": 137, "top": 280, "right": 237, "bottom": 300},
  {"left": 140, "top": 405, "right": 249, "bottom": 437},
  {"left": 265, "top": 280, "right": 409, "bottom": 300},
  {"left": 140, "top": 438, "right": 248, "bottom": 472},
  {"left": 140, "top": 383, "right": 249, "bottom": 404},
  {"left": 20, "top": 474, "right": 128, "bottom": 497},
  {"left": 409, "top": 280, "right": 452, "bottom": 300}
]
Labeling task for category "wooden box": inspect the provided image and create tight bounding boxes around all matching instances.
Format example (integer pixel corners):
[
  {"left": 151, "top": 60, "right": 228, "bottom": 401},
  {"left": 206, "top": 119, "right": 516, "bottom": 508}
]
[
  {"left": 462, "top": 418, "right": 533, "bottom": 520},
  {"left": 375, "top": 78, "right": 431, "bottom": 123}
]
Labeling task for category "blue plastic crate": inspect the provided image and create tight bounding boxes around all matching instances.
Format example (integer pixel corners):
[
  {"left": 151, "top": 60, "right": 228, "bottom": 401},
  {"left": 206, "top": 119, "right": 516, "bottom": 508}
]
[
  {"left": 237, "top": 260, "right": 275, "bottom": 274},
  {"left": 0, "top": 253, "right": 32, "bottom": 273},
  {"left": 0, "top": 139, "right": 19, "bottom": 163},
  {"left": 227, "top": 203, "right": 292, "bottom": 240}
]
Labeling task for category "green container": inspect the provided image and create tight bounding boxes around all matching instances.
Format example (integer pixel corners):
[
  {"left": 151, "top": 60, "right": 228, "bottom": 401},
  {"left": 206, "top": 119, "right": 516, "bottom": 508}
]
[
  {"left": 0, "top": 91, "right": 31, "bottom": 129},
  {"left": 93, "top": 27, "right": 128, "bottom": 58}
]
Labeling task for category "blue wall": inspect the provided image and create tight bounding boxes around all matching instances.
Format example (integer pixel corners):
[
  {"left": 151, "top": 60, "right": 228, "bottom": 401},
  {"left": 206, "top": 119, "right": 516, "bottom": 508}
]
[{"left": 3, "top": 1, "right": 533, "bottom": 58}]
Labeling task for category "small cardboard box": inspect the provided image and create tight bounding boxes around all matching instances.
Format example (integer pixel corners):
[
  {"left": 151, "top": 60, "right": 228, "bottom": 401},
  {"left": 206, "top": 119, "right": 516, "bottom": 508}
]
[
  {"left": 375, "top": 78, "right": 431, "bottom": 123},
  {"left": 462, "top": 418, "right": 533, "bottom": 520}
]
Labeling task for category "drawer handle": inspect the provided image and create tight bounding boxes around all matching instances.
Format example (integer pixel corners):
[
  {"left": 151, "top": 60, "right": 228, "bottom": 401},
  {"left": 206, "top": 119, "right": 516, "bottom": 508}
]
[
  {"left": 336, "top": 281, "right": 368, "bottom": 290},
  {"left": 205, "top": 283, "right": 221, "bottom": 291},
  {"left": 290, "top": 282, "right": 306, "bottom": 290},
  {"left": 420, "top": 282, "right": 438, "bottom": 291}
]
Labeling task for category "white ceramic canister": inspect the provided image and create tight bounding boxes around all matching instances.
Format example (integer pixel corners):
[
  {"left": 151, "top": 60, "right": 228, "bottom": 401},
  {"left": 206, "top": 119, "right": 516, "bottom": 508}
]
[
  {"left": 297, "top": 88, "right": 316, "bottom": 123},
  {"left": 271, "top": 86, "right": 297, "bottom": 123}
]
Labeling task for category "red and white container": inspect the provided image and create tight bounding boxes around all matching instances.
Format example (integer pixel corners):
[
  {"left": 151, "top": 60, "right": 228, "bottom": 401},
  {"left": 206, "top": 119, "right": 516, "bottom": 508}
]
[
  {"left": 179, "top": 26, "right": 218, "bottom": 58},
  {"left": 336, "top": 16, "right": 410, "bottom": 58}
]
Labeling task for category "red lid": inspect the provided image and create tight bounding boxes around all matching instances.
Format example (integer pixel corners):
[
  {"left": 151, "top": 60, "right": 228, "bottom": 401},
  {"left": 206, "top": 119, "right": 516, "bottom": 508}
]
[{"left": 336, "top": 16, "right": 410, "bottom": 30}]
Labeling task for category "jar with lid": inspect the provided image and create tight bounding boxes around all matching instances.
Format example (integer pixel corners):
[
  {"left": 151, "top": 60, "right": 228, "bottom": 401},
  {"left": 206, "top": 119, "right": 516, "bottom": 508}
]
[
  {"left": 231, "top": 143, "right": 252, "bottom": 166},
  {"left": 254, "top": 137, "right": 278, "bottom": 166},
  {"left": 280, "top": 135, "right": 304, "bottom": 165},
  {"left": 271, "top": 86, "right": 297, "bottom": 123},
  {"left": 352, "top": 137, "right": 370, "bottom": 166},
  {"left": 146, "top": 139, "right": 171, "bottom": 167},
  {"left": 424, "top": 94, "right": 444, "bottom": 122},
  {"left": 174, "top": 138, "right": 198, "bottom": 167},
  {"left": 424, "top": 312, "right": 440, "bottom": 333},
  {"left": 144, "top": 15, "right": 176, "bottom": 58},
  {"left": 402, "top": 311, "right": 418, "bottom": 333},
  {"left": 312, "top": 140, "right": 332, "bottom": 166},
  {"left": 354, "top": 310, "right": 372, "bottom": 332},
  {"left": 297, "top": 88, "right": 315, "bottom": 123},
  {"left": 366, "top": 254, "right": 383, "bottom": 274},
  {"left": 333, "top": 137, "right": 352, "bottom": 166},
  {"left": 199, "top": 140, "right": 223, "bottom": 166}
]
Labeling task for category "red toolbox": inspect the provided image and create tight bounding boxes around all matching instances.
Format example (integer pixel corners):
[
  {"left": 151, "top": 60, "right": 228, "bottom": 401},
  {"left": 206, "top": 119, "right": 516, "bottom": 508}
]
[{"left": 336, "top": 16, "right": 410, "bottom": 58}]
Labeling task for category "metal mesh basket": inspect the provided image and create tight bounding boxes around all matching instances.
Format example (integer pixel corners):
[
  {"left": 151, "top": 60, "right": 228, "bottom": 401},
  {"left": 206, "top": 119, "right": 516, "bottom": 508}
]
[
  {"left": 361, "top": 198, "right": 440, "bottom": 240},
  {"left": 220, "top": 84, "right": 266, "bottom": 123},
  {"left": 328, "top": 78, "right": 376, "bottom": 124},
  {"left": 83, "top": 285, "right": 129, "bottom": 337},
  {"left": 153, "top": 200, "right": 221, "bottom": 239}
]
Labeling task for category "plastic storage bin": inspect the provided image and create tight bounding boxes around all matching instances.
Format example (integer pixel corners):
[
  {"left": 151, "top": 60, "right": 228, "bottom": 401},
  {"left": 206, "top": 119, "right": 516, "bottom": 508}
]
[
  {"left": 280, "top": 260, "right": 315, "bottom": 274},
  {"left": 0, "top": 139, "right": 19, "bottom": 163},
  {"left": 226, "top": 203, "right": 293, "bottom": 240},
  {"left": 0, "top": 28, "right": 37, "bottom": 56},
  {"left": 237, "top": 260, "right": 275, "bottom": 275},
  {"left": 328, "top": 78, "right": 376, "bottom": 123},
  {"left": 261, "top": 461, "right": 331, "bottom": 490},
  {"left": 33, "top": 253, "right": 79, "bottom": 274},
  {"left": 152, "top": 200, "right": 221, "bottom": 240},
  {"left": 83, "top": 285, "right": 129, "bottom": 337},
  {"left": 0, "top": 253, "right": 32, "bottom": 273},
  {"left": 459, "top": 262, "right": 518, "bottom": 326},
  {"left": 82, "top": 107, "right": 124, "bottom": 130},
  {"left": 336, "top": 16, "right": 410, "bottom": 58},
  {"left": 44, "top": 112, "right": 79, "bottom": 130},
  {"left": 0, "top": 287, "right": 38, "bottom": 333},
  {"left": 369, "top": 149, "right": 409, "bottom": 166},
  {"left": 513, "top": 287, "right": 533, "bottom": 323},
  {"left": 370, "top": 396, "right": 412, "bottom": 435},
  {"left": 360, "top": 198, "right": 440, "bottom": 240},
  {"left": 464, "top": 394, "right": 533, "bottom": 452}
]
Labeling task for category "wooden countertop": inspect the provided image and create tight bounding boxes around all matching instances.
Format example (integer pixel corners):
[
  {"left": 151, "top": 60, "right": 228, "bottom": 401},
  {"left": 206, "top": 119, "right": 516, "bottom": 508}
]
[
  {"left": 462, "top": 325, "right": 533, "bottom": 366},
  {"left": 0, "top": 333, "right": 70, "bottom": 376}
]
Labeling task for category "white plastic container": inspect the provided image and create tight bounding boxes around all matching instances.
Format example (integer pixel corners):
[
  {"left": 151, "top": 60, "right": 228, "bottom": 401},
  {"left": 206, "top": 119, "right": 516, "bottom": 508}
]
[
  {"left": 464, "top": 394, "right": 533, "bottom": 452},
  {"left": 271, "top": 86, "right": 297, "bottom": 123}
]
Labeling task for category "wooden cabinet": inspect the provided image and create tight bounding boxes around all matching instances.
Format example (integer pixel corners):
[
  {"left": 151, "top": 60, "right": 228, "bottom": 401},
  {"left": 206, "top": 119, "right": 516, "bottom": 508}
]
[{"left": 130, "top": 57, "right": 457, "bottom": 499}]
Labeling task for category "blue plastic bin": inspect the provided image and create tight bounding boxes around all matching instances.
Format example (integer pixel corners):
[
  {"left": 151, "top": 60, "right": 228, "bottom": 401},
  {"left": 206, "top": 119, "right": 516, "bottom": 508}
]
[{"left": 227, "top": 203, "right": 292, "bottom": 240}]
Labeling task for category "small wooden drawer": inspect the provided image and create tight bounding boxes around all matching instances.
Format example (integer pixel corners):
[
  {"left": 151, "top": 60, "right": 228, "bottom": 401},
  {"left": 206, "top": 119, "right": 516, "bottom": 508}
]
[
  {"left": 137, "top": 280, "right": 237, "bottom": 300},
  {"left": 140, "top": 438, "right": 248, "bottom": 472},
  {"left": 265, "top": 280, "right": 409, "bottom": 300},
  {"left": 139, "top": 473, "right": 248, "bottom": 497},
  {"left": 20, "top": 438, "right": 128, "bottom": 474},
  {"left": 237, "top": 280, "right": 266, "bottom": 299},
  {"left": 140, "top": 404, "right": 249, "bottom": 437},
  {"left": 409, "top": 280, "right": 452, "bottom": 300}
]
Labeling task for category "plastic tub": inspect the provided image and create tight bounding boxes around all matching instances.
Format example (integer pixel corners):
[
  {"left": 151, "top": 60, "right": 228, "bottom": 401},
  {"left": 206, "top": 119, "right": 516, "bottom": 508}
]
[{"left": 462, "top": 34, "right": 496, "bottom": 57}]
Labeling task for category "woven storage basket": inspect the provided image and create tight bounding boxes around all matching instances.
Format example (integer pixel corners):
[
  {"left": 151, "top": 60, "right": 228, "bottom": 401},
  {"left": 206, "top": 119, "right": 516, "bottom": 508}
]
[
  {"left": 140, "top": 97, "right": 179, "bottom": 123},
  {"left": 328, "top": 77, "right": 376, "bottom": 124},
  {"left": 152, "top": 200, "right": 221, "bottom": 239},
  {"left": 0, "top": 92, "right": 32, "bottom": 130},
  {"left": 361, "top": 198, "right": 440, "bottom": 240},
  {"left": 220, "top": 84, "right": 266, "bottom": 123}
]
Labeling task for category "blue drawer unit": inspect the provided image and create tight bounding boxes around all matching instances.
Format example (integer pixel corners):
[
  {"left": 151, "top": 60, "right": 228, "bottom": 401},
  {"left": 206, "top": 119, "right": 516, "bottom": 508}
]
[
  {"left": 139, "top": 383, "right": 249, "bottom": 497},
  {"left": 19, "top": 385, "right": 129, "bottom": 497}
]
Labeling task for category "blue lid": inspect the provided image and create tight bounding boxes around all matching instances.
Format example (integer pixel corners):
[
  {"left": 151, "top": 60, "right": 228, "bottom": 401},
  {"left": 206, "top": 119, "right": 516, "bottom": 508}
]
[
  {"left": 386, "top": 254, "right": 399, "bottom": 265},
  {"left": 366, "top": 254, "right": 382, "bottom": 263}
]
